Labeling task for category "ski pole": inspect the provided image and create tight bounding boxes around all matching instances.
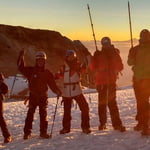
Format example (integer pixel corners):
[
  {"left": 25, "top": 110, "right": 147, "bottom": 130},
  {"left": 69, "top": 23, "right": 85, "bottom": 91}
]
[
  {"left": 50, "top": 96, "right": 59, "bottom": 138},
  {"left": 128, "top": 1, "right": 133, "bottom": 48},
  {"left": 84, "top": 56, "right": 91, "bottom": 102},
  {"left": 9, "top": 74, "right": 17, "bottom": 97},
  {"left": 87, "top": 4, "right": 98, "bottom": 51}
]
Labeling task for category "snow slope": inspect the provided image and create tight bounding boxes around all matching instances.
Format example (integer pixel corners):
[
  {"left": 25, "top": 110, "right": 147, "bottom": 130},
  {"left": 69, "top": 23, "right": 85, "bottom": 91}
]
[{"left": 0, "top": 87, "right": 150, "bottom": 150}]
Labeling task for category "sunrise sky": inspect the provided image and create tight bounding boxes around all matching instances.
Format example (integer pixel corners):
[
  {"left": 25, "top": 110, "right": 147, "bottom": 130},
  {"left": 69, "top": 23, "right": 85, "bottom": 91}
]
[{"left": 0, "top": 0, "right": 149, "bottom": 41}]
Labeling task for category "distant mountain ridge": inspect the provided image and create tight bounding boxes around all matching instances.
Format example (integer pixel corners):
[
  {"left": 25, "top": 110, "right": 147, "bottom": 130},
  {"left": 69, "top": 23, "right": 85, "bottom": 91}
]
[{"left": 81, "top": 38, "right": 138, "bottom": 43}]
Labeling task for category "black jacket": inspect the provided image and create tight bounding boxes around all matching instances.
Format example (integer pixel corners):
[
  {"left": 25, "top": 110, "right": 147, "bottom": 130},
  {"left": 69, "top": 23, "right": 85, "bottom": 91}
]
[{"left": 18, "top": 58, "right": 60, "bottom": 97}]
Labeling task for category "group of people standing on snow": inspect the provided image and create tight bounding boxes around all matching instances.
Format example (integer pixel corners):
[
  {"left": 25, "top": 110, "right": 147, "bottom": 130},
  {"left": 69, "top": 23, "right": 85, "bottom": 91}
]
[{"left": 0, "top": 29, "right": 150, "bottom": 144}]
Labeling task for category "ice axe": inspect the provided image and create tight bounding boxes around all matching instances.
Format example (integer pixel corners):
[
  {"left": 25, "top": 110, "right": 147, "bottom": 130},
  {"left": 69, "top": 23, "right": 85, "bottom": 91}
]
[{"left": 9, "top": 49, "right": 25, "bottom": 98}]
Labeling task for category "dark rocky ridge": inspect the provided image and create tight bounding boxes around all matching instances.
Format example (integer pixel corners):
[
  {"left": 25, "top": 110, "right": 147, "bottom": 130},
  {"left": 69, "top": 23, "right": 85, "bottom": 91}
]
[{"left": 0, "top": 24, "right": 94, "bottom": 88}]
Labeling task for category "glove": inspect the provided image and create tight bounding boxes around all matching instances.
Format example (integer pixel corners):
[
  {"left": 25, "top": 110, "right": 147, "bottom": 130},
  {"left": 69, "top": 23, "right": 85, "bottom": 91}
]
[{"left": 93, "top": 50, "right": 100, "bottom": 58}]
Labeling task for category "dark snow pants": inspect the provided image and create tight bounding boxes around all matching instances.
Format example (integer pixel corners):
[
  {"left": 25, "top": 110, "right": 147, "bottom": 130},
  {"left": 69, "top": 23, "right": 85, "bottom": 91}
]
[
  {"left": 24, "top": 95, "right": 48, "bottom": 135},
  {"left": 62, "top": 94, "right": 90, "bottom": 130},
  {"left": 97, "top": 84, "right": 122, "bottom": 127},
  {"left": 133, "top": 79, "right": 150, "bottom": 129},
  {"left": 0, "top": 101, "right": 11, "bottom": 138}
]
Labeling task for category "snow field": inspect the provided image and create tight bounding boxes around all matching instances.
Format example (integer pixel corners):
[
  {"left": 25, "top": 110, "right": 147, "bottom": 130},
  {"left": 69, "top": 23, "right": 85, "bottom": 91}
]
[{"left": 0, "top": 88, "right": 150, "bottom": 150}]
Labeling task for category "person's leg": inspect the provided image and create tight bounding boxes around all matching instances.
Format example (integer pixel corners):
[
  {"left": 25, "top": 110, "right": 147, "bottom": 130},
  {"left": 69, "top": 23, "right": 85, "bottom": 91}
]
[
  {"left": 60, "top": 97, "right": 72, "bottom": 134},
  {"left": 23, "top": 104, "right": 36, "bottom": 139},
  {"left": 97, "top": 85, "right": 107, "bottom": 129},
  {"left": 107, "top": 84, "right": 125, "bottom": 131},
  {"left": 0, "top": 101, "right": 11, "bottom": 143},
  {"left": 74, "top": 94, "right": 91, "bottom": 133},
  {"left": 39, "top": 97, "right": 49, "bottom": 138},
  {"left": 133, "top": 80, "right": 144, "bottom": 130},
  {"left": 139, "top": 79, "right": 150, "bottom": 135},
  {"left": 140, "top": 95, "right": 149, "bottom": 135}
]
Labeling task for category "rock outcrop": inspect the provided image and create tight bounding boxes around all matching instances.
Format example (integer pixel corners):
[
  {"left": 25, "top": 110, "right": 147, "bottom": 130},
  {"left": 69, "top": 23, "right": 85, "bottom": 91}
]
[{"left": 0, "top": 24, "right": 94, "bottom": 88}]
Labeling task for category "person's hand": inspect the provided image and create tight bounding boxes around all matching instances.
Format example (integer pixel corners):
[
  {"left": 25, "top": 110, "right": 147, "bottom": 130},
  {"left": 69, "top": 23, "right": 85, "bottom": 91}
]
[{"left": 93, "top": 50, "right": 100, "bottom": 58}]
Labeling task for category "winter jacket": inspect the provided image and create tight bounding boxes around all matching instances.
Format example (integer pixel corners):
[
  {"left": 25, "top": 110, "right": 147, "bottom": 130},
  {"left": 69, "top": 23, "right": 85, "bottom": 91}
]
[
  {"left": 56, "top": 59, "right": 85, "bottom": 97},
  {"left": 90, "top": 45, "right": 123, "bottom": 85},
  {"left": 0, "top": 81, "right": 8, "bottom": 101},
  {"left": 18, "top": 58, "right": 60, "bottom": 97},
  {"left": 128, "top": 41, "right": 150, "bottom": 80}
]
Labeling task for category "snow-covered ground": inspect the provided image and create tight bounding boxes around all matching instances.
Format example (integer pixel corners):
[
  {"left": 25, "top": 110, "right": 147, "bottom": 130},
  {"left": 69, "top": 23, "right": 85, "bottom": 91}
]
[{"left": 1, "top": 86, "right": 150, "bottom": 150}]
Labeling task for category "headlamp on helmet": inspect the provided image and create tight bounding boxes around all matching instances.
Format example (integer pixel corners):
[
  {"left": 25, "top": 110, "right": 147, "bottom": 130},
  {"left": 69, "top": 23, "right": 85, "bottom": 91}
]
[{"left": 101, "top": 37, "right": 111, "bottom": 46}]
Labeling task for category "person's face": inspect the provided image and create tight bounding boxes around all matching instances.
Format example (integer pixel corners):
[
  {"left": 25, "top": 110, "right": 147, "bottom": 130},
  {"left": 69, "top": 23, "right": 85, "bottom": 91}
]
[
  {"left": 140, "top": 34, "right": 150, "bottom": 41},
  {"left": 67, "top": 55, "right": 76, "bottom": 61},
  {"left": 36, "top": 58, "right": 45, "bottom": 67}
]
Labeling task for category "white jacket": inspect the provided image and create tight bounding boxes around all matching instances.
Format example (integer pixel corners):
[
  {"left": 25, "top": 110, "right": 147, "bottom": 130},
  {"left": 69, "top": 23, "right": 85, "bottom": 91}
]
[{"left": 62, "top": 62, "right": 82, "bottom": 97}]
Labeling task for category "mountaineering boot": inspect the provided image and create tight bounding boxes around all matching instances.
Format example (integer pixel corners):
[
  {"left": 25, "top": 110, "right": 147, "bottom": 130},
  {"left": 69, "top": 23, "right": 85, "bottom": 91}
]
[
  {"left": 59, "top": 128, "right": 70, "bottom": 134},
  {"left": 23, "top": 134, "right": 31, "bottom": 140},
  {"left": 141, "top": 128, "right": 150, "bottom": 136},
  {"left": 134, "top": 123, "right": 143, "bottom": 131},
  {"left": 40, "top": 133, "right": 50, "bottom": 139},
  {"left": 4, "top": 136, "right": 12, "bottom": 143},
  {"left": 82, "top": 128, "right": 91, "bottom": 134},
  {"left": 114, "top": 125, "right": 126, "bottom": 132},
  {"left": 98, "top": 124, "right": 107, "bottom": 130}
]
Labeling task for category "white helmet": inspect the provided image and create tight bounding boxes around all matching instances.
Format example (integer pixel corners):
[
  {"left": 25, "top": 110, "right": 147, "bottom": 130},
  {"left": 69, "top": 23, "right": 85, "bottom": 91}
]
[
  {"left": 36, "top": 51, "right": 47, "bottom": 60},
  {"left": 66, "top": 50, "right": 76, "bottom": 57}
]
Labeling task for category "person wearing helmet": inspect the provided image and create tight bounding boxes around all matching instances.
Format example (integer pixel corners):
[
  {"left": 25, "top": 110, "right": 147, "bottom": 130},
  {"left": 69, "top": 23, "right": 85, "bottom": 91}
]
[
  {"left": 0, "top": 73, "right": 12, "bottom": 143},
  {"left": 35, "top": 51, "right": 47, "bottom": 67},
  {"left": 101, "top": 37, "right": 111, "bottom": 46},
  {"left": 128, "top": 29, "right": 150, "bottom": 135},
  {"left": 17, "top": 50, "right": 61, "bottom": 139},
  {"left": 55, "top": 49, "right": 91, "bottom": 134},
  {"left": 90, "top": 37, "right": 125, "bottom": 132}
]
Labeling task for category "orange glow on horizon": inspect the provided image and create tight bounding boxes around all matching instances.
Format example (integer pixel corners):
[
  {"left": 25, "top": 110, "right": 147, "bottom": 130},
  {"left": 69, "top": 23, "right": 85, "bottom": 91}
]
[{"left": 68, "top": 33, "right": 139, "bottom": 41}]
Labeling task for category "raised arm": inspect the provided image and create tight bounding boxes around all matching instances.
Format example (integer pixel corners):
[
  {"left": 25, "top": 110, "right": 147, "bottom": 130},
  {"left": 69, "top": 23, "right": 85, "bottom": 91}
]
[{"left": 17, "top": 50, "right": 32, "bottom": 78}]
